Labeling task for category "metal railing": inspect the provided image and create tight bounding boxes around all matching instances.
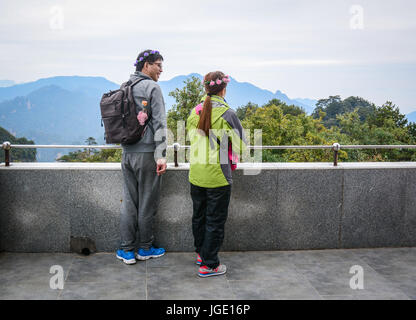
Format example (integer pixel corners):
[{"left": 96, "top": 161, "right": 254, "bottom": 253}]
[{"left": 2, "top": 141, "right": 416, "bottom": 167}]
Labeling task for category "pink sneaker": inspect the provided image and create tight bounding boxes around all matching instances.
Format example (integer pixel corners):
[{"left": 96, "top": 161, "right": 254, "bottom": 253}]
[
  {"left": 198, "top": 264, "right": 227, "bottom": 278},
  {"left": 196, "top": 253, "right": 202, "bottom": 265}
]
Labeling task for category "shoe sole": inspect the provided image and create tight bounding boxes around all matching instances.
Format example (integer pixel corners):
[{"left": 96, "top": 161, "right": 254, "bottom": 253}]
[
  {"left": 198, "top": 270, "right": 226, "bottom": 278},
  {"left": 116, "top": 254, "right": 136, "bottom": 265},
  {"left": 136, "top": 252, "right": 165, "bottom": 261}
]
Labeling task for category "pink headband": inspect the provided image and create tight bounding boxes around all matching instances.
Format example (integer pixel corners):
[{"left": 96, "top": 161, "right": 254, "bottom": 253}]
[{"left": 205, "top": 75, "right": 231, "bottom": 86}]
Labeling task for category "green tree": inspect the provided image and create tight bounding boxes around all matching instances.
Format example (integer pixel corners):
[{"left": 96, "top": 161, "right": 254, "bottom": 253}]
[
  {"left": 84, "top": 137, "right": 98, "bottom": 156},
  {"left": 57, "top": 83, "right": 416, "bottom": 164},
  {"left": 241, "top": 103, "right": 348, "bottom": 162},
  {"left": 0, "top": 126, "right": 37, "bottom": 162},
  {"left": 312, "top": 95, "right": 342, "bottom": 127},
  {"left": 367, "top": 101, "right": 408, "bottom": 129},
  {"left": 336, "top": 103, "right": 416, "bottom": 161},
  {"left": 57, "top": 136, "right": 122, "bottom": 162},
  {"left": 263, "top": 98, "right": 305, "bottom": 116},
  {"left": 57, "top": 147, "right": 122, "bottom": 162},
  {"left": 343, "top": 96, "right": 376, "bottom": 122},
  {"left": 83, "top": 148, "right": 122, "bottom": 162},
  {"left": 312, "top": 95, "right": 376, "bottom": 128},
  {"left": 167, "top": 76, "right": 205, "bottom": 141},
  {"left": 236, "top": 102, "right": 259, "bottom": 121},
  {"left": 166, "top": 76, "right": 205, "bottom": 163}
]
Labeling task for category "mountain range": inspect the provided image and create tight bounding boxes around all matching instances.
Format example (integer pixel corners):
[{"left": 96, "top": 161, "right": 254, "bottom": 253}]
[
  {"left": 158, "top": 73, "right": 317, "bottom": 113},
  {"left": 0, "top": 74, "right": 318, "bottom": 161},
  {"left": 0, "top": 80, "right": 15, "bottom": 87},
  {"left": 2, "top": 74, "right": 415, "bottom": 162}
]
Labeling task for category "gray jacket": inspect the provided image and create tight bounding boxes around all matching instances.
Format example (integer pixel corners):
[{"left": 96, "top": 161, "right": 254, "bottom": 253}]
[{"left": 121, "top": 71, "right": 167, "bottom": 158}]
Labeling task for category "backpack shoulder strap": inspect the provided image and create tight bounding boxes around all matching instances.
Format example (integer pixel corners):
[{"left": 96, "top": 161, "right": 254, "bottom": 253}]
[
  {"left": 130, "top": 78, "right": 147, "bottom": 88},
  {"left": 127, "top": 78, "right": 154, "bottom": 121},
  {"left": 128, "top": 78, "right": 149, "bottom": 110}
]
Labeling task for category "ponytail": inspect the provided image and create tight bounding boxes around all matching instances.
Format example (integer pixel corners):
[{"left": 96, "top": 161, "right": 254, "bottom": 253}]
[
  {"left": 197, "top": 95, "right": 212, "bottom": 136},
  {"left": 198, "top": 71, "right": 228, "bottom": 136}
]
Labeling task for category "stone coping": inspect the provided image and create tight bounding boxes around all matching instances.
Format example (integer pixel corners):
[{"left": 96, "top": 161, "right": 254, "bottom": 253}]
[{"left": 1, "top": 162, "right": 416, "bottom": 170}]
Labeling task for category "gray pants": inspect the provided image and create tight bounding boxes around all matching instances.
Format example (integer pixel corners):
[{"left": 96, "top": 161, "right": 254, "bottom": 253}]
[{"left": 119, "top": 152, "right": 161, "bottom": 251}]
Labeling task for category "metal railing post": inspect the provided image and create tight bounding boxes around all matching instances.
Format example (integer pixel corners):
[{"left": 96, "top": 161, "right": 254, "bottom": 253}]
[
  {"left": 173, "top": 143, "right": 180, "bottom": 167},
  {"left": 332, "top": 143, "right": 340, "bottom": 166},
  {"left": 2, "top": 141, "right": 11, "bottom": 166}
]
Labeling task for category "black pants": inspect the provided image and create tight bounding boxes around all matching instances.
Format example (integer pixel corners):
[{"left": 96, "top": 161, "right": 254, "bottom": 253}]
[{"left": 190, "top": 183, "right": 231, "bottom": 269}]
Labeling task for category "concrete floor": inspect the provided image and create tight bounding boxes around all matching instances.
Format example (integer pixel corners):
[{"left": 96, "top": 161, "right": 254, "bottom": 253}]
[{"left": 0, "top": 247, "right": 415, "bottom": 300}]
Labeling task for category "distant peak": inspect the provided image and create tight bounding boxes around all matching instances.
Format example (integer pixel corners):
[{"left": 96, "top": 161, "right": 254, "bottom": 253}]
[{"left": 275, "top": 89, "right": 287, "bottom": 95}]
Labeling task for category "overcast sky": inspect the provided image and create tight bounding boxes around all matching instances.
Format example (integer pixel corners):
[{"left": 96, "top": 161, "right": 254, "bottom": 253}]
[{"left": 1, "top": 0, "right": 415, "bottom": 112}]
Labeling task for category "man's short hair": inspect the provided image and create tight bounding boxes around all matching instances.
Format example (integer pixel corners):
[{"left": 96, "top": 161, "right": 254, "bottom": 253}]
[{"left": 135, "top": 50, "right": 164, "bottom": 72}]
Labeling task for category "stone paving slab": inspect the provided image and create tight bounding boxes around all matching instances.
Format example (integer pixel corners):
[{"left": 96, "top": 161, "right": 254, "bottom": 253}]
[{"left": 0, "top": 248, "right": 414, "bottom": 300}]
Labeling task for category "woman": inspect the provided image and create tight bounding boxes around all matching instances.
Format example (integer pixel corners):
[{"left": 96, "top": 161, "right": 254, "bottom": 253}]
[{"left": 186, "top": 71, "right": 246, "bottom": 277}]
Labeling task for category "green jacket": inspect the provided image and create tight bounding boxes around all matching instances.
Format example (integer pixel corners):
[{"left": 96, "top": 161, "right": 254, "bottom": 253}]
[{"left": 186, "top": 95, "right": 246, "bottom": 188}]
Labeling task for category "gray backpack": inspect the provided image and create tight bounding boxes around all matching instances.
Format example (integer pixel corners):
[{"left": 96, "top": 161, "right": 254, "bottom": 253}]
[{"left": 100, "top": 78, "right": 151, "bottom": 144}]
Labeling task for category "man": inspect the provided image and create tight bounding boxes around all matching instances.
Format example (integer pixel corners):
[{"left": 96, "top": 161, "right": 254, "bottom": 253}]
[{"left": 116, "top": 49, "right": 167, "bottom": 265}]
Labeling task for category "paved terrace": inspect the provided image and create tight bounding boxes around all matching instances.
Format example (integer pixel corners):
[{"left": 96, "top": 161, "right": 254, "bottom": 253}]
[
  {"left": 1, "top": 162, "right": 415, "bottom": 300},
  {"left": 1, "top": 247, "right": 415, "bottom": 300}
]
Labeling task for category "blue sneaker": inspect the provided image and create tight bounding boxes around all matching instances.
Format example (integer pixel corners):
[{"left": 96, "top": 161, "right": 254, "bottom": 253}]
[
  {"left": 116, "top": 249, "right": 136, "bottom": 265},
  {"left": 136, "top": 247, "right": 165, "bottom": 260}
]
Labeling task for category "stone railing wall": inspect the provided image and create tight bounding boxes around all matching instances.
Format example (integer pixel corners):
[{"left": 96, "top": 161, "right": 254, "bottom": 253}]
[{"left": 0, "top": 162, "right": 415, "bottom": 252}]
